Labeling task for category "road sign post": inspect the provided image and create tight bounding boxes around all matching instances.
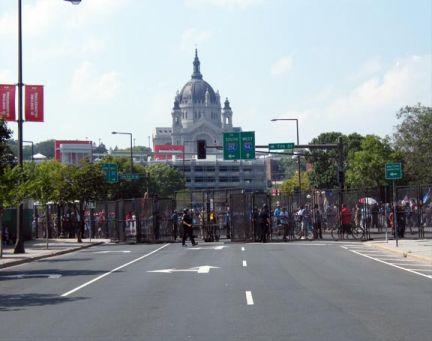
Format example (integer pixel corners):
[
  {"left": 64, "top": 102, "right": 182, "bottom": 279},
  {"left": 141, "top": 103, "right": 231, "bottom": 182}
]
[
  {"left": 120, "top": 173, "right": 139, "bottom": 181},
  {"left": 223, "top": 133, "right": 241, "bottom": 160},
  {"left": 385, "top": 162, "right": 402, "bottom": 247},
  {"left": 223, "top": 131, "right": 255, "bottom": 160},
  {"left": 102, "top": 163, "right": 118, "bottom": 183},
  {"left": 240, "top": 131, "right": 255, "bottom": 160},
  {"left": 385, "top": 163, "right": 402, "bottom": 180},
  {"left": 268, "top": 142, "right": 295, "bottom": 151}
]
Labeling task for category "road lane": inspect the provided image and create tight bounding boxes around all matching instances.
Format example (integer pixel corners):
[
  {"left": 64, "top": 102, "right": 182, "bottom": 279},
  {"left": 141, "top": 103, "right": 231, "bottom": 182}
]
[{"left": 0, "top": 241, "right": 431, "bottom": 341}]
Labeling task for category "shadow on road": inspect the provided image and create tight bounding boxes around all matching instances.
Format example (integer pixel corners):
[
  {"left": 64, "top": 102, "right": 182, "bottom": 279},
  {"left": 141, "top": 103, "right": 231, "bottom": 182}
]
[
  {"left": 0, "top": 293, "right": 88, "bottom": 312},
  {"left": 0, "top": 269, "right": 122, "bottom": 281},
  {"left": 37, "top": 257, "right": 94, "bottom": 263}
]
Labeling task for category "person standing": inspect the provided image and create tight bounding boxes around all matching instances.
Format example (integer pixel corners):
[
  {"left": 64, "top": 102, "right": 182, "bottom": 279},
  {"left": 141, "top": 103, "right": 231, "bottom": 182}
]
[
  {"left": 274, "top": 202, "right": 281, "bottom": 225},
  {"left": 340, "top": 204, "right": 352, "bottom": 240},
  {"left": 371, "top": 203, "right": 379, "bottom": 231},
  {"left": 171, "top": 210, "right": 178, "bottom": 240},
  {"left": 224, "top": 207, "right": 231, "bottom": 239},
  {"left": 313, "top": 204, "right": 323, "bottom": 239},
  {"left": 182, "top": 208, "right": 197, "bottom": 246},
  {"left": 354, "top": 204, "right": 361, "bottom": 228},
  {"left": 280, "top": 207, "right": 290, "bottom": 241},
  {"left": 259, "top": 204, "right": 270, "bottom": 242}
]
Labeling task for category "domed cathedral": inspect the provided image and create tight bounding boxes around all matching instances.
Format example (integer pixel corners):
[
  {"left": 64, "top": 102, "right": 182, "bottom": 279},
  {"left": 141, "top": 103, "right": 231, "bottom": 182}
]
[{"left": 153, "top": 49, "right": 241, "bottom": 159}]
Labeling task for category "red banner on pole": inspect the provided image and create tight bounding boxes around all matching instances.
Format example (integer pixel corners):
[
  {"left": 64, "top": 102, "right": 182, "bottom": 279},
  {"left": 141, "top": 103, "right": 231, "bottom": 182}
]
[
  {"left": 25, "top": 85, "right": 44, "bottom": 122},
  {"left": 0, "top": 84, "right": 16, "bottom": 121}
]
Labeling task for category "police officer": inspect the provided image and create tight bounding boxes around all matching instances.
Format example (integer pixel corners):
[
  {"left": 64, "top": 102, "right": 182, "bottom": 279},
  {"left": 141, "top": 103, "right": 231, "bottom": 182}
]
[
  {"left": 182, "top": 208, "right": 197, "bottom": 247},
  {"left": 259, "top": 204, "right": 270, "bottom": 242}
]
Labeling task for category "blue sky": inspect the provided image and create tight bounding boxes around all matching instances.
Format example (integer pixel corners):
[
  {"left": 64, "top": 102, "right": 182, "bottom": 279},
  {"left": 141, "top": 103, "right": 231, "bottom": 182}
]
[{"left": 0, "top": 0, "right": 431, "bottom": 150}]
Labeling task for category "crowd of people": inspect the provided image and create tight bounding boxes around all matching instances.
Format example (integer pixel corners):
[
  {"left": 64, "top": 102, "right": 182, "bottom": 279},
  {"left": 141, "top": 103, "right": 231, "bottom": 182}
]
[{"left": 252, "top": 197, "right": 432, "bottom": 242}]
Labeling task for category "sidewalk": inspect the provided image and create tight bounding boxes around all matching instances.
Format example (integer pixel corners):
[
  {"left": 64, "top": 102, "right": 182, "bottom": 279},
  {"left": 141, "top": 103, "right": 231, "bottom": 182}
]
[
  {"left": 0, "top": 238, "right": 110, "bottom": 269},
  {"left": 366, "top": 239, "right": 432, "bottom": 264}
]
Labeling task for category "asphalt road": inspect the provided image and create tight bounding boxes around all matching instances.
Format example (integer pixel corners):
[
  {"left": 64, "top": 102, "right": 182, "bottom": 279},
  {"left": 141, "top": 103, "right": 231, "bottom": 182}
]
[{"left": 0, "top": 241, "right": 431, "bottom": 341}]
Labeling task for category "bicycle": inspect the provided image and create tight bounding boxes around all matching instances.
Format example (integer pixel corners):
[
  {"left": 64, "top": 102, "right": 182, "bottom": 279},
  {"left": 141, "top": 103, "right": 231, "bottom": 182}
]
[
  {"left": 330, "top": 225, "right": 351, "bottom": 241},
  {"left": 330, "top": 224, "right": 365, "bottom": 240},
  {"left": 351, "top": 225, "right": 366, "bottom": 240}
]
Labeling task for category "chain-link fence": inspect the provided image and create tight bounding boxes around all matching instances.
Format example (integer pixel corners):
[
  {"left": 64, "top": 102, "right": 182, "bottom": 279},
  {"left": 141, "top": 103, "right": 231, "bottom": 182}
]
[{"left": 29, "top": 184, "right": 431, "bottom": 243}]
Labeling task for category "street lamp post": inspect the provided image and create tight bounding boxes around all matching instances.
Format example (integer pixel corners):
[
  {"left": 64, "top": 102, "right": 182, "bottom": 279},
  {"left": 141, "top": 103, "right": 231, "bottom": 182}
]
[
  {"left": 14, "top": 0, "right": 81, "bottom": 254},
  {"left": 112, "top": 131, "right": 133, "bottom": 172},
  {"left": 23, "top": 140, "right": 34, "bottom": 162},
  {"left": 271, "top": 118, "right": 302, "bottom": 201}
]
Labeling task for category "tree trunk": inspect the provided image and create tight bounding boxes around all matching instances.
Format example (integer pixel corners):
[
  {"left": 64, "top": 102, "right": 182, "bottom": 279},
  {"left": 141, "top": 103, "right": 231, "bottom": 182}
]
[
  {"left": 0, "top": 210, "right": 3, "bottom": 258},
  {"left": 14, "top": 203, "right": 25, "bottom": 254}
]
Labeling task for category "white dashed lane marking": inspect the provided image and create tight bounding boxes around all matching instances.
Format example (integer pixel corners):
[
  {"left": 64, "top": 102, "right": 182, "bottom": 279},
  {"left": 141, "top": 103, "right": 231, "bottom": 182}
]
[{"left": 245, "top": 291, "right": 254, "bottom": 305}]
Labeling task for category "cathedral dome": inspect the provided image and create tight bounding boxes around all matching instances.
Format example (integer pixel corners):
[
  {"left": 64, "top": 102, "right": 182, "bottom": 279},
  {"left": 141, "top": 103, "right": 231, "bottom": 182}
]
[
  {"left": 179, "top": 79, "right": 217, "bottom": 104},
  {"left": 178, "top": 50, "right": 218, "bottom": 105}
]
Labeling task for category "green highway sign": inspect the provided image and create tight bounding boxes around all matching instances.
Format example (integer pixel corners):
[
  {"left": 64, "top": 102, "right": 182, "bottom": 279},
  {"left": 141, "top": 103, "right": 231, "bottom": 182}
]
[
  {"left": 223, "top": 131, "right": 255, "bottom": 160},
  {"left": 269, "top": 142, "right": 295, "bottom": 151},
  {"left": 102, "top": 163, "right": 118, "bottom": 183},
  {"left": 385, "top": 162, "right": 402, "bottom": 180},
  {"left": 241, "top": 131, "right": 255, "bottom": 160},
  {"left": 120, "top": 173, "right": 140, "bottom": 181}
]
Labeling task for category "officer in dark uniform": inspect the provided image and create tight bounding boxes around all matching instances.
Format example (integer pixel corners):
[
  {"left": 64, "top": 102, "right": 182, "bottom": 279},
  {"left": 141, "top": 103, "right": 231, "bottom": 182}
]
[
  {"left": 259, "top": 204, "right": 270, "bottom": 242},
  {"left": 182, "top": 208, "right": 197, "bottom": 246}
]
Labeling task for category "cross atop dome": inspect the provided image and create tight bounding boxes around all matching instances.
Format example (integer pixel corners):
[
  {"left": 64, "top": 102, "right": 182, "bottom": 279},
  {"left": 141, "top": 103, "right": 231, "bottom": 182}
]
[{"left": 191, "top": 49, "right": 203, "bottom": 80}]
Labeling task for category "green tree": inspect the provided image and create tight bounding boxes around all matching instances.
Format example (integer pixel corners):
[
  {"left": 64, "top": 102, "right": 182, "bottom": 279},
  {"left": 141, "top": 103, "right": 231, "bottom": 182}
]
[
  {"left": 393, "top": 104, "right": 432, "bottom": 184},
  {"left": 146, "top": 163, "right": 185, "bottom": 198},
  {"left": 94, "top": 142, "right": 108, "bottom": 154},
  {"left": 345, "top": 135, "right": 400, "bottom": 188},
  {"left": 30, "top": 161, "right": 64, "bottom": 248},
  {"left": 35, "top": 140, "right": 55, "bottom": 159},
  {"left": 306, "top": 132, "right": 365, "bottom": 189},
  {"left": 3, "top": 163, "right": 38, "bottom": 253},
  {"left": 278, "top": 155, "right": 306, "bottom": 180},
  {"left": 280, "top": 171, "right": 311, "bottom": 194},
  {"left": 100, "top": 156, "right": 148, "bottom": 200},
  {"left": 68, "top": 160, "right": 108, "bottom": 242},
  {"left": 0, "top": 164, "right": 35, "bottom": 256},
  {"left": 8, "top": 139, "right": 55, "bottom": 160},
  {"left": 0, "top": 120, "right": 16, "bottom": 173},
  {"left": 306, "top": 132, "right": 343, "bottom": 189}
]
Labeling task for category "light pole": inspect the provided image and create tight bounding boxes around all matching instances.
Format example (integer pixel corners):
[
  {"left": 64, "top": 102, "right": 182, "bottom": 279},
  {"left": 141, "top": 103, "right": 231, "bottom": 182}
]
[
  {"left": 112, "top": 131, "right": 133, "bottom": 172},
  {"left": 23, "top": 140, "right": 34, "bottom": 162},
  {"left": 14, "top": 0, "right": 81, "bottom": 254},
  {"left": 271, "top": 118, "right": 302, "bottom": 200},
  {"left": 182, "top": 140, "right": 195, "bottom": 178}
]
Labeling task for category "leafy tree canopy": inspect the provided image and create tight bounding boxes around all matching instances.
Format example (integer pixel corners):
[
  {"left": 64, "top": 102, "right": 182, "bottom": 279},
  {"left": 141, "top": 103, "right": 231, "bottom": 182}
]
[
  {"left": 0, "top": 120, "right": 16, "bottom": 173},
  {"left": 280, "top": 171, "right": 311, "bottom": 194},
  {"left": 393, "top": 103, "right": 432, "bottom": 184},
  {"left": 146, "top": 163, "right": 185, "bottom": 198},
  {"left": 345, "top": 135, "right": 401, "bottom": 189}
]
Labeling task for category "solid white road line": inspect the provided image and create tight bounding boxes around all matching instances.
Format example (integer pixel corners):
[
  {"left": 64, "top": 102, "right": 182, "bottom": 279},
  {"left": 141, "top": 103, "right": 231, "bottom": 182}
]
[
  {"left": 245, "top": 291, "right": 254, "bottom": 305},
  {"left": 243, "top": 260, "right": 247, "bottom": 267},
  {"left": 61, "top": 244, "right": 170, "bottom": 297}
]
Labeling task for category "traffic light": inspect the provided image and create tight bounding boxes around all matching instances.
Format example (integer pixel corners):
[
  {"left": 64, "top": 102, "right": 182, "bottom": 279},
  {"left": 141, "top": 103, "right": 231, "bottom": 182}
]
[{"left": 197, "top": 140, "right": 206, "bottom": 159}]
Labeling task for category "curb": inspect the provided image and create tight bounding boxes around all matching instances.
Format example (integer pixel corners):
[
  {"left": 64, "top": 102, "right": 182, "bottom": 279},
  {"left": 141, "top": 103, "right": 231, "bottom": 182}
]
[
  {"left": 367, "top": 242, "right": 432, "bottom": 264},
  {"left": 0, "top": 242, "right": 105, "bottom": 269}
]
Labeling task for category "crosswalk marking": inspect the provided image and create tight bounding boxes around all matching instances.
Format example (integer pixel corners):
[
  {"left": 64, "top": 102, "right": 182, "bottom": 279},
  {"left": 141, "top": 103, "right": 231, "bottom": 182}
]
[{"left": 342, "top": 245, "right": 432, "bottom": 280}]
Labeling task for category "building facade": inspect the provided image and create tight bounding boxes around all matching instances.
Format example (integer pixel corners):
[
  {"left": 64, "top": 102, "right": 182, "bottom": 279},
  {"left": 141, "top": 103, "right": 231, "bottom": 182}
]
[
  {"left": 54, "top": 140, "right": 93, "bottom": 166},
  {"left": 151, "top": 50, "right": 268, "bottom": 191},
  {"left": 153, "top": 50, "right": 241, "bottom": 158}
]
